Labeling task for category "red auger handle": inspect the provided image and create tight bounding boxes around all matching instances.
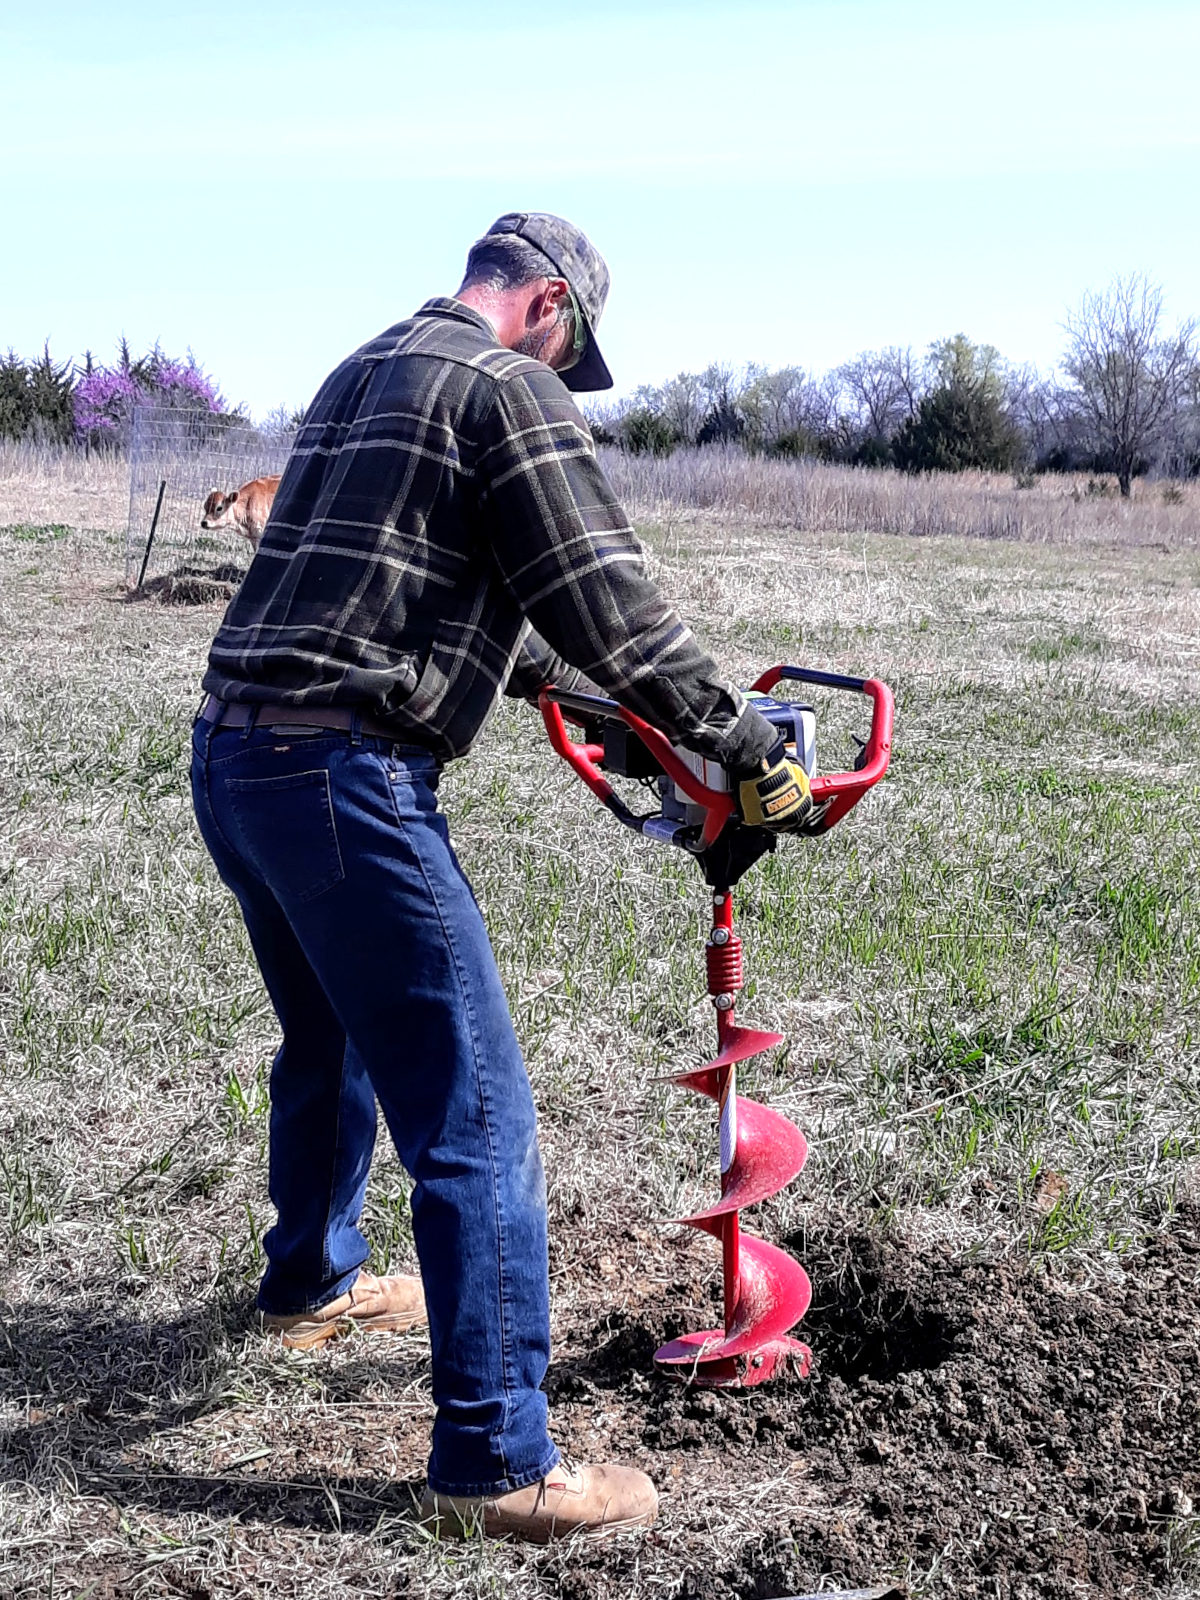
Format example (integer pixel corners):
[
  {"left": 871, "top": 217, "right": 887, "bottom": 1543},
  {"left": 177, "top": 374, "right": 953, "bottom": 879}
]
[
  {"left": 539, "top": 665, "right": 893, "bottom": 844},
  {"left": 540, "top": 695, "right": 620, "bottom": 809},
  {"left": 539, "top": 689, "right": 733, "bottom": 846},
  {"left": 751, "top": 665, "right": 894, "bottom": 832},
  {"left": 615, "top": 707, "right": 734, "bottom": 847}
]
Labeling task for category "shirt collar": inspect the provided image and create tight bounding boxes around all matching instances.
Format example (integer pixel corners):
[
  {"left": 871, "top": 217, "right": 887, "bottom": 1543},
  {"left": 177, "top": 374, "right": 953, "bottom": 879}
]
[{"left": 416, "top": 297, "right": 498, "bottom": 339}]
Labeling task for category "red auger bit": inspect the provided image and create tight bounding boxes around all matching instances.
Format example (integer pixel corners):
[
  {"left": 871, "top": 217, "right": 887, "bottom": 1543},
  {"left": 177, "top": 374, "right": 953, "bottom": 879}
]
[{"left": 540, "top": 666, "right": 894, "bottom": 1388}]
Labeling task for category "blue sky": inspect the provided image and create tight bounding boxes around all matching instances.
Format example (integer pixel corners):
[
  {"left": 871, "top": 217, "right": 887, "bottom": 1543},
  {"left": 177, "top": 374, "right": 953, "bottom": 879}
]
[{"left": 4, "top": 0, "right": 1198, "bottom": 419}]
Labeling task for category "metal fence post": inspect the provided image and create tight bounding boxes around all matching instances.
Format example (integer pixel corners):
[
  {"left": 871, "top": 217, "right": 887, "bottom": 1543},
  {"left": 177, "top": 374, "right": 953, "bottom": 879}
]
[{"left": 135, "top": 478, "right": 168, "bottom": 591}]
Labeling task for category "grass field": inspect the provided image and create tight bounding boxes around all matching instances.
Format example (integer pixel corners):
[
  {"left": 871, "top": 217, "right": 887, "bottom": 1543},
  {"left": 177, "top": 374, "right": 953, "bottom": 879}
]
[{"left": 1, "top": 498, "right": 1199, "bottom": 1599}]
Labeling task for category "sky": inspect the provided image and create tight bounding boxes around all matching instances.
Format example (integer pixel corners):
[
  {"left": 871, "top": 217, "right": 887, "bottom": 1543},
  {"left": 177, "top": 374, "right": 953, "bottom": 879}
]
[{"left": 3, "top": 0, "right": 1199, "bottom": 420}]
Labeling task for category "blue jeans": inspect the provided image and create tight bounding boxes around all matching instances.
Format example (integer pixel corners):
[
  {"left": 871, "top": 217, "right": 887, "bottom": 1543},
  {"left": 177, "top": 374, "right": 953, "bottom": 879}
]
[{"left": 190, "top": 716, "right": 559, "bottom": 1497}]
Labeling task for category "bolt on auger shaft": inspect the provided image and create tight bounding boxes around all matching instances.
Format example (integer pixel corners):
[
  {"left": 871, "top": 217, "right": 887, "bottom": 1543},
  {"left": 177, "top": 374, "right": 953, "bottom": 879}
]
[{"left": 653, "top": 886, "right": 813, "bottom": 1388}]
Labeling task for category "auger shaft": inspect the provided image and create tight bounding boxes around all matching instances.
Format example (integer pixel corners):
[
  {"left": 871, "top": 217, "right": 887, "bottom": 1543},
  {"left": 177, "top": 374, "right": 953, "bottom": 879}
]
[
  {"left": 711, "top": 892, "right": 741, "bottom": 1332},
  {"left": 718, "top": 1052, "right": 739, "bottom": 1329}
]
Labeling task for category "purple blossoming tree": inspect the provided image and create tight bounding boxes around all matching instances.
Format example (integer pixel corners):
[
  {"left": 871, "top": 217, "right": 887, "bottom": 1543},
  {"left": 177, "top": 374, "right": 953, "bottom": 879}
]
[{"left": 74, "top": 342, "right": 235, "bottom": 448}]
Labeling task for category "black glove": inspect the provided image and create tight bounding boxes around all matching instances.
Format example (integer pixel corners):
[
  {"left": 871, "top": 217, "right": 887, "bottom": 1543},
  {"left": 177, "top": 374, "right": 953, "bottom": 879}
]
[{"left": 694, "top": 822, "right": 776, "bottom": 889}]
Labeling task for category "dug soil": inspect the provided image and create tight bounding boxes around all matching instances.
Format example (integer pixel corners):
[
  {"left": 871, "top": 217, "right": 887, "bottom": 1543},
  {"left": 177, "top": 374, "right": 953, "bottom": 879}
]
[{"left": 546, "top": 1206, "right": 1200, "bottom": 1600}]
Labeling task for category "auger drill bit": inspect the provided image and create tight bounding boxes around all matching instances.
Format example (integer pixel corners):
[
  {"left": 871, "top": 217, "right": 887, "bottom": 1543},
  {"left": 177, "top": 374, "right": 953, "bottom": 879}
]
[{"left": 653, "top": 885, "right": 812, "bottom": 1387}]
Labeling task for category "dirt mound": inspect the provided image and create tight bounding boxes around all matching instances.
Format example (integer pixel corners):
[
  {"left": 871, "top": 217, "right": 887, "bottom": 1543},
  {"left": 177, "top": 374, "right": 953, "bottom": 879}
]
[
  {"left": 546, "top": 1209, "right": 1200, "bottom": 1599},
  {"left": 128, "top": 562, "right": 245, "bottom": 605}
]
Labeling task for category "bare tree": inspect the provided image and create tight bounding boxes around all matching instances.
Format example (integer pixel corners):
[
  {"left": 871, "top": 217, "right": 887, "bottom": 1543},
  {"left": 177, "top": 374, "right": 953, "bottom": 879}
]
[
  {"left": 1062, "top": 274, "right": 1196, "bottom": 496},
  {"left": 1004, "top": 365, "right": 1086, "bottom": 470},
  {"left": 836, "top": 346, "right": 922, "bottom": 446},
  {"left": 654, "top": 372, "right": 708, "bottom": 446},
  {"left": 1158, "top": 359, "right": 1200, "bottom": 479},
  {"left": 689, "top": 363, "right": 744, "bottom": 447},
  {"left": 810, "top": 370, "right": 851, "bottom": 455},
  {"left": 695, "top": 362, "right": 739, "bottom": 415},
  {"left": 739, "top": 364, "right": 815, "bottom": 447}
]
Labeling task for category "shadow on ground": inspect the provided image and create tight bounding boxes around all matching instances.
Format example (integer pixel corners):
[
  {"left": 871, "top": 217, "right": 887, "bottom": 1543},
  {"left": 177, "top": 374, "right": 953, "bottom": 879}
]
[{"left": 0, "top": 1292, "right": 424, "bottom": 1535}]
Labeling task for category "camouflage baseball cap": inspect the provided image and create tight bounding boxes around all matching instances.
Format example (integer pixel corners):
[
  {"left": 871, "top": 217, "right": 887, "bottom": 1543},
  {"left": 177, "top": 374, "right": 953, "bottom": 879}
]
[{"left": 485, "top": 211, "right": 613, "bottom": 392}]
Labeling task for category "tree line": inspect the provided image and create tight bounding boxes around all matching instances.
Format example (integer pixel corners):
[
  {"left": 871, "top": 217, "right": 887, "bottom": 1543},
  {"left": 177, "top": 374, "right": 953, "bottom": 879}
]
[
  {"left": 4, "top": 275, "right": 1196, "bottom": 497},
  {"left": 0, "top": 341, "right": 241, "bottom": 452},
  {"left": 587, "top": 274, "right": 1199, "bottom": 497}
]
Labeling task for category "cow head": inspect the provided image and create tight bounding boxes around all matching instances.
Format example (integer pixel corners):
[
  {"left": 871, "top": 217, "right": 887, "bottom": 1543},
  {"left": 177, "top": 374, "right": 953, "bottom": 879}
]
[{"left": 200, "top": 489, "right": 238, "bottom": 529}]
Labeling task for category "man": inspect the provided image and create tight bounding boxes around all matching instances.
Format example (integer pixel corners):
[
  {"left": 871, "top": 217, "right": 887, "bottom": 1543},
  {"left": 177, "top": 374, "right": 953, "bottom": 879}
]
[{"left": 191, "top": 213, "right": 811, "bottom": 1542}]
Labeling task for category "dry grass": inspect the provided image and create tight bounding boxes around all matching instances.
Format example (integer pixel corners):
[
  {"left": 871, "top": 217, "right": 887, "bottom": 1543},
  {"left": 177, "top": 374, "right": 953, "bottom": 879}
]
[
  {"left": 0, "top": 441, "right": 128, "bottom": 531},
  {"left": 603, "top": 447, "right": 1200, "bottom": 548},
  {"left": 5, "top": 438, "right": 1200, "bottom": 559},
  {"left": 1, "top": 493, "right": 1198, "bottom": 1598}
]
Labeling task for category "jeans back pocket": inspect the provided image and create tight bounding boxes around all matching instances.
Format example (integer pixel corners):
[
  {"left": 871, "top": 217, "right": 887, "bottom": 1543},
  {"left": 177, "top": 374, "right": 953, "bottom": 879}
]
[{"left": 225, "top": 768, "right": 345, "bottom": 903}]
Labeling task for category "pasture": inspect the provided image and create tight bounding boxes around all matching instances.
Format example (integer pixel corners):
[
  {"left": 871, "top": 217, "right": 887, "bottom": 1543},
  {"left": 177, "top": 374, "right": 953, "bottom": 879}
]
[{"left": 1, "top": 466, "right": 1198, "bottom": 1599}]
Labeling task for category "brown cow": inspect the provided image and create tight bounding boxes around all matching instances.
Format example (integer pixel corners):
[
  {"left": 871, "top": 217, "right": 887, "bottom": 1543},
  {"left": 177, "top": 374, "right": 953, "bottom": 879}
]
[{"left": 200, "top": 474, "right": 281, "bottom": 550}]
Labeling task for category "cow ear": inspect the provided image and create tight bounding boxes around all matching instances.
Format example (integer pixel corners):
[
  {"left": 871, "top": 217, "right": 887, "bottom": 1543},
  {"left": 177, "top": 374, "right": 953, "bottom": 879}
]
[{"left": 228, "top": 489, "right": 239, "bottom": 503}]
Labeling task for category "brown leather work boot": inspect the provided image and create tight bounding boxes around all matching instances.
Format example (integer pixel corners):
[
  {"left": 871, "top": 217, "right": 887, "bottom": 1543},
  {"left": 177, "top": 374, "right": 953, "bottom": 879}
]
[
  {"left": 419, "top": 1458, "right": 658, "bottom": 1543},
  {"left": 262, "top": 1272, "right": 426, "bottom": 1349}
]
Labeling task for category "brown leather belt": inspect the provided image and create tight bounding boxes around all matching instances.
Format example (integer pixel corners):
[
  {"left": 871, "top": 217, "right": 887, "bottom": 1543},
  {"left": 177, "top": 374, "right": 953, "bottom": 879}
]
[{"left": 199, "top": 695, "right": 414, "bottom": 745}]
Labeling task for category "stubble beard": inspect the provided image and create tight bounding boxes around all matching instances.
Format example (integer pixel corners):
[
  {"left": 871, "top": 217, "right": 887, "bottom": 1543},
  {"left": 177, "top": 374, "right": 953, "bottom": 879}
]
[{"left": 513, "top": 326, "right": 557, "bottom": 364}]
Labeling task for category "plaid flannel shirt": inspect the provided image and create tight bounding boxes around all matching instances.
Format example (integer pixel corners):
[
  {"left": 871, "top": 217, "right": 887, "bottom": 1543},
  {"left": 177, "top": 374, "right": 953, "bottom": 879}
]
[{"left": 203, "top": 299, "right": 776, "bottom": 770}]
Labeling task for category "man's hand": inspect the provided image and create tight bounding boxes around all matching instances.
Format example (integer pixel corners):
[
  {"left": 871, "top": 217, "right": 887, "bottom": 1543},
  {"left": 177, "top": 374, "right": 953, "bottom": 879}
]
[{"left": 736, "top": 740, "right": 814, "bottom": 830}]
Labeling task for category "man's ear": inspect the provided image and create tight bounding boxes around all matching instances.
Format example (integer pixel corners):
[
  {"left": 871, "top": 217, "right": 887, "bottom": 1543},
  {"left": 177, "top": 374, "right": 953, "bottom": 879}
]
[
  {"left": 524, "top": 282, "right": 550, "bottom": 328},
  {"left": 525, "top": 278, "right": 567, "bottom": 328}
]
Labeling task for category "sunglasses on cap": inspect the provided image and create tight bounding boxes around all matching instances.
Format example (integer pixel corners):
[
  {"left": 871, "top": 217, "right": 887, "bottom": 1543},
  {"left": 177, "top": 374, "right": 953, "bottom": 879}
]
[{"left": 554, "top": 281, "right": 588, "bottom": 373}]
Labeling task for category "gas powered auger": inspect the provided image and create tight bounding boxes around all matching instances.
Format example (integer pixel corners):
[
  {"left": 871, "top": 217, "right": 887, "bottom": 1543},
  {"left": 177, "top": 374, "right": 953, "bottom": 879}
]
[{"left": 539, "top": 667, "right": 893, "bottom": 1388}]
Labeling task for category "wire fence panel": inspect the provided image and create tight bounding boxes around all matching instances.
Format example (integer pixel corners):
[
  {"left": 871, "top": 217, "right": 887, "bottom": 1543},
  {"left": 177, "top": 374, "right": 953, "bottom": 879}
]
[{"left": 125, "top": 406, "right": 296, "bottom": 588}]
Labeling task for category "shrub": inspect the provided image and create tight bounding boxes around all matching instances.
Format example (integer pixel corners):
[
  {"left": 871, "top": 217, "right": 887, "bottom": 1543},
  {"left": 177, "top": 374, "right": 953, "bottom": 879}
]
[
  {"left": 767, "top": 427, "right": 820, "bottom": 461},
  {"left": 25, "top": 345, "right": 76, "bottom": 444},
  {"left": 0, "top": 350, "right": 32, "bottom": 440},
  {"left": 72, "top": 364, "right": 141, "bottom": 443},
  {"left": 0, "top": 344, "right": 76, "bottom": 445},
  {"left": 621, "top": 406, "right": 679, "bottom": 457},
  {"left": 852, "top": 435, "right": 894, "bottom": 469},
  {"left": 893, "top": 336, "right": 1021, "bottom": 473},
  {"left": 696, "top": 398, "right": 745, "bottom": 447}
]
